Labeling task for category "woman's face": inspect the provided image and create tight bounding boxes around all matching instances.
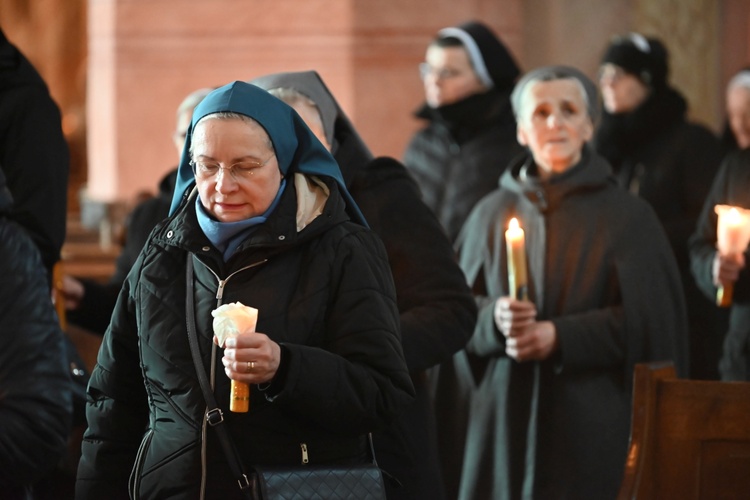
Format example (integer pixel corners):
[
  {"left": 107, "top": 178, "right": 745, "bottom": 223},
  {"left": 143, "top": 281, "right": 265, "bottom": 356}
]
[
  {"left": 422, "top": 45, "right": 488, "bottom": 108},
  {"left": 727, "top": 85, "right": 750, "bottom": 149},
  {"left": 289, "top": 99, "right": 331, "bottom": 151},
  {"left": 599, "top": 63, "right": 649, "bottom": 114},
  {"left": 192, "top": 117, "right": 282, "bottom": 223},
  {"left": 517, "top": 78, "right": 593, "bottom": 177}
]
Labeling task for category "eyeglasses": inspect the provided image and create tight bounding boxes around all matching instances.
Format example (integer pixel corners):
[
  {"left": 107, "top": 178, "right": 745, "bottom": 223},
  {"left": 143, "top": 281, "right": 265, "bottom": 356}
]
[
  {"left": 190, "top": 154, "right": 275, "bottom": 181},
  {"left": 419, "top": 62, "right": 463, "bottom": 81}
]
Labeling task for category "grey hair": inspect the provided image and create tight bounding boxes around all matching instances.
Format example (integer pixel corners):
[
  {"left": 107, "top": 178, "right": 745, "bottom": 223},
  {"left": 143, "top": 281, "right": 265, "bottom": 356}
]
[
  {"left": 267, "top": 87, "right": 318, "bottom": 109},
  {"left": 728, "top": 70, "right": 750, "bottom": 92},
  {"left": 189, "top": 112, "right": 274, "bottom": 157},
  {"left": 510, "top": 65, "right": 600, "bottom": 124},
  {"left": 176, "top": 87, "right": 214, "bottom": 122}
]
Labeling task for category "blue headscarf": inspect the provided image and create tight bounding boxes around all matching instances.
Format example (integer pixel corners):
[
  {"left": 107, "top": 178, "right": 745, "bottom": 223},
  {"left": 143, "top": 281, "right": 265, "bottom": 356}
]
[{"left": 168, "top": 81, "right": 366, "bottom": 226}]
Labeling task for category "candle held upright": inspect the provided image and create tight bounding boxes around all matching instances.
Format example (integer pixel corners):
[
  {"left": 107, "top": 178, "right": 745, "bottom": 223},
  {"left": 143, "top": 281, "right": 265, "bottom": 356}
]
[
  {"left": 715, "top": 205, "right": 750, "bottom": 308},
  {"left": 505, "top": 217, "right": 529, "bottom": 300},
  {"left": 212, "top": 302, "right": 259, "bottom": 413}
]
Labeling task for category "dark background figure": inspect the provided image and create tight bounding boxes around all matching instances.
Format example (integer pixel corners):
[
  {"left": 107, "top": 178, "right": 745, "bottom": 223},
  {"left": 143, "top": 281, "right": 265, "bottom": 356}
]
[
  {"left": 252, "top": 70, "right": 477, "bottom": 500},
  {"left": 0, "top": 168, "right": 73, "bottom": 500},
  {"left": 594, "top": 33, "right": 727, "bottom": 380},
  {"left": 61, "top": 87, "right": 213, "bottom": 335},
  {"left": 455, "top": 66, "right": 687, "bottom": 499},
  {"left": 690, "top": 68, "right": 750, "bottom": 381},
  {"left": 403, "top": 20, "right": 523, "bottom": 243},
  {"left": 0, "top": 27, "right": 68, "bottom": 280}
]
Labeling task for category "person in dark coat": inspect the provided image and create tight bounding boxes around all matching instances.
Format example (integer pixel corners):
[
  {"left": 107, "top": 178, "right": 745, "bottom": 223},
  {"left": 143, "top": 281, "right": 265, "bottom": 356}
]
[
  {"left": 0, "top": 27, "right": 68, "bottom": 280},
  {"left": 454, "top": 66, "right": 687, "bottom": 499},
  {"left": 76, "top": 81, "right": 414, "bottom": 499},
  {"left": 594, "top": 32, "right": 725, "bottom": 380},
  {"left": 403, "top": 20, "right": 523, "bottom": 243},
  {"left": 0, "top": 168, "right": 73, "bottom": 500},
  {"left": 690, "top": 68, "right": 750, "bottom": 381},
  {"left": 61, "top": 87, "right": 213, "bottom": 334},
  {"left": 251, "top": 70, "right": 477, "bottom": 500}
]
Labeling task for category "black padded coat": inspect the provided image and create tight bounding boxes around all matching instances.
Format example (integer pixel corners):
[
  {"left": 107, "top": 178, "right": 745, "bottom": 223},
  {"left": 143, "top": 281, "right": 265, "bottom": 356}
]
[{"left": 75, "top": 175, "right": 414, "bottom": 500}]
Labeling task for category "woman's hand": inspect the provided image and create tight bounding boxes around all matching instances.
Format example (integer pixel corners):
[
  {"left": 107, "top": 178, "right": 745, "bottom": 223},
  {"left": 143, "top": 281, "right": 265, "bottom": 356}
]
[
  {"left": 220, "top": 332, "right": 281, "bottom": 385},
  {"left": 57, "top": 275, "right": 85, "bottom": 310},
  {"left": 494, "top": 297, "right": 558, "bottom": 362},
  {"left": 713, "top": 251, "right": 745, "bottom": 287}
]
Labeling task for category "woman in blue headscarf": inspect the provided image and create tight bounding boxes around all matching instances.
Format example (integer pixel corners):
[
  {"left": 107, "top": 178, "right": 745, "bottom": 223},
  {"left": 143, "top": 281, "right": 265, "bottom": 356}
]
[{"left": 76, "top": 81, "right": 414, "bottom": 499}]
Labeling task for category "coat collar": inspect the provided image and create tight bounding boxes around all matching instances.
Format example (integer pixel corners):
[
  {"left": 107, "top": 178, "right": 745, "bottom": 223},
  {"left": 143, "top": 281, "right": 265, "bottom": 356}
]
[{"left": 500, "top": 146, "right": 615, "bottom": 212}]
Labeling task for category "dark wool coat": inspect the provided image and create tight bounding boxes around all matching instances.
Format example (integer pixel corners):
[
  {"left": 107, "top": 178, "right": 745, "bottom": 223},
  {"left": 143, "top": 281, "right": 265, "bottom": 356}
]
[
  {"left": 0, "top": 171, "right": 72, "bottom": 499},
  {"left": 594, "top": 87, "right": 726, "bottom": 379},
  {"left": 690, "top": 148, "right": 750, "bottom": 380},
  {"left": 75, "top": 176, "right": 415, "bottom": 500},
  {"left": 404, "top": 88, "right": 524, "bottom": 242},
  {"left": 0, "top": 29, "right": 68, "bottom": 277},
  {"left": 453, "top": 149, "right": 687, "bottom": 500}
]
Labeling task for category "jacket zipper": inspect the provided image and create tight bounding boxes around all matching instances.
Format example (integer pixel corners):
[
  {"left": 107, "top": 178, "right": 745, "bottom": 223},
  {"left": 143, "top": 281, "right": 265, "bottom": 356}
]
[{"left": 191, "top": 256, "right": 268, "bottom": 499}]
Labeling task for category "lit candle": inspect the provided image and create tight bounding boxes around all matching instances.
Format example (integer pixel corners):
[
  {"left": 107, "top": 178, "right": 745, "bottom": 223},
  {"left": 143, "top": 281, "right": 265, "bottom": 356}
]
[
  {"left": 505, "top": 217, "right": 529, "bottom": 300},
  {"left": 715, "top": 205, "right": 750, "bottom": 307},
  {"left": 212, "top": 302, "right": 259, "bottom": 413}
]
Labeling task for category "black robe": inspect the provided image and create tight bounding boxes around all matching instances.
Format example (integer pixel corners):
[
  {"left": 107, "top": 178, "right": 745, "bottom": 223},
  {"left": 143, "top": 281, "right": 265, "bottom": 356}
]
[{"left": 453, "top": 148, "right": 688, "bottom": 499}]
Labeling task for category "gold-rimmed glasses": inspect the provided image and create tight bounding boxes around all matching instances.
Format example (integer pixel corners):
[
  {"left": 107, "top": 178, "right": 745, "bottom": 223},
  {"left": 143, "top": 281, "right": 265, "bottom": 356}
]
[{"left": 190, "top": 154, "right": 276, "bottom": 181}]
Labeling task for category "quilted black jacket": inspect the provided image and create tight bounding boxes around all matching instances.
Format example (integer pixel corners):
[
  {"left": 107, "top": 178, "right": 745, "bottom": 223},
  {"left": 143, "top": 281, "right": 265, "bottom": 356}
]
[{"left": 76, "top": 174, "right": 414, "bottom": 499}]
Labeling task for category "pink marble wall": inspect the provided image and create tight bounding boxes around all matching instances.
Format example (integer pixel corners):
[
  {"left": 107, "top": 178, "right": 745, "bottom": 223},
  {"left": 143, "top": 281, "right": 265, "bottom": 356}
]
[{"left": 85, "top": 0, "right": 523, "bottom": 202}]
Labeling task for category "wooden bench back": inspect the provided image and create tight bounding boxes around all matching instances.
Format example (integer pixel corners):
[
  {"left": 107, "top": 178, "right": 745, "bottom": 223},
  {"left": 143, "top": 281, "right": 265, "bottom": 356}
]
[{"left": 618, "top": 362, "right": 750, "bottom": 499}]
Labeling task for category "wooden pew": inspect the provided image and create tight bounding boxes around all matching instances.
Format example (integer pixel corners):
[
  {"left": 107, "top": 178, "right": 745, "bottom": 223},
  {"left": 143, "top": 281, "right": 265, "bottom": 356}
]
[{"left": 618, "top": 362, "right": 750, "bottom": 499}]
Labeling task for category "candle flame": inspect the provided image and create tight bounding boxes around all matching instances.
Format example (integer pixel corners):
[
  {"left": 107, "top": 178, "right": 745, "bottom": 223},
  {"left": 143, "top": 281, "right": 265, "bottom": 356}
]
[
  {"left": 509, "top": 217, "right": 520, "bottom": 230},
  {"left": 728, "top": 207, "right": 742, "bottom": 225}
]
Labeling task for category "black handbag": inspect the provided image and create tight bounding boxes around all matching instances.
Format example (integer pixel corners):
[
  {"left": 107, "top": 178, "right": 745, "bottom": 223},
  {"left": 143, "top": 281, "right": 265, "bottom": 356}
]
[
  {"left": 250, "top": 463, "right": 385, "bottom": 500},
  {"left": 185, "top": 255, "right": 387, "bottom": 500}
]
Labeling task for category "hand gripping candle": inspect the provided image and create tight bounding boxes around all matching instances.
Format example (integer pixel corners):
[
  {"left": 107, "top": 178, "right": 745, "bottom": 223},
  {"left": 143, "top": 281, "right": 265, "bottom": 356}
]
[
  {"left": 715, "top": 205, "right": 750, "bottom": 307},
  {"left": 505, "top": 217, "right": 529, "bottom": 300},
  {"left": 212, "top": 302, "right": 259, "bottom": 412}
]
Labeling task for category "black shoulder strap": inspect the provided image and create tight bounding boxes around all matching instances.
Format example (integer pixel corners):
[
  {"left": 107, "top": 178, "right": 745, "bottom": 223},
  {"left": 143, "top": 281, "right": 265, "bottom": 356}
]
[{"left": 186, "top": 254, "right": 252, "bottom": 497}]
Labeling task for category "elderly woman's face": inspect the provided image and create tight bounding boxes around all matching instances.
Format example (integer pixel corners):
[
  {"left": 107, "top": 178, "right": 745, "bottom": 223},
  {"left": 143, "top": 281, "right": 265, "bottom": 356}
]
[
  {"left": 517, "top": 78, "right": 593, "bottom": 177},
  {"left": 727, "top": 85, "right": 750, "bottom": 149},
  {"left": 192, "top": 117, "right": 281, "bottom": 222}
]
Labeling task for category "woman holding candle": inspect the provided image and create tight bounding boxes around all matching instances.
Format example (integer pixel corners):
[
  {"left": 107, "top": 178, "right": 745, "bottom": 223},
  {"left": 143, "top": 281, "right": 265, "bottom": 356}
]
[
  {"left": 75, "top": 81, "right": 414, "bottom": 499},
  {"left": 453, "top": 65, "right": 687, "bottom": 499},
  {"left": 690, "top": 68, "right": 750, "bottom": 381}
]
